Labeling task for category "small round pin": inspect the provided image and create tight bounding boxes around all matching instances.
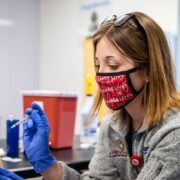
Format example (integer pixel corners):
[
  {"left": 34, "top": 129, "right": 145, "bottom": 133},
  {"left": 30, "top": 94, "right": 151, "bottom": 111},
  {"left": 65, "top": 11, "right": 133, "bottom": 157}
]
[{"left": 130, "top": 155, "right": 143, "bottom": 167}]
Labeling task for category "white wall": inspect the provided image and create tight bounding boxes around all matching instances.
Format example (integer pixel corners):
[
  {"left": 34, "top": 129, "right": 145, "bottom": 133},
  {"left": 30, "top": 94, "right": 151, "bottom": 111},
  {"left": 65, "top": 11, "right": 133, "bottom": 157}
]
[
  {"left": 40, "top": 0, "right": 84, "bottom": 134},
  {"left": 40, "top": 0, "right": 179, "bottom": 135},
  {"left": 0, "top": 0, "right": 40, "bottom": 138},
  {"left": 176, "top": 0, "right": 180, "bottom": 88}
]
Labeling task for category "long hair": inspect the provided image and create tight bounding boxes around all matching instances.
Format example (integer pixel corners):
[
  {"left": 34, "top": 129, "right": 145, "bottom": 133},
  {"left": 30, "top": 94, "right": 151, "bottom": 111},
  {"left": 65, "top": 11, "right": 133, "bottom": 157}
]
[{"left": 92, "top": 11, "right": 180, "bottom": 127}]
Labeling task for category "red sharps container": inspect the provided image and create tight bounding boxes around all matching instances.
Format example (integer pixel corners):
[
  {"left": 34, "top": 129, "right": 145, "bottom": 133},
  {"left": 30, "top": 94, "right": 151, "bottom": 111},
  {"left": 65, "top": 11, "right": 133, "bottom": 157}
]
[{"left": 21, "top": 90, "right": 78, "bottom": 149}]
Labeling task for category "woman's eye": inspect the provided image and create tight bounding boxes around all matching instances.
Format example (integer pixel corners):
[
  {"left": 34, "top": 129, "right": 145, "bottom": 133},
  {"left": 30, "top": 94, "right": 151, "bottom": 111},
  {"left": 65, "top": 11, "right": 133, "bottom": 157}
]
[{"left": 109, "top": 65, "right": 119, "bottom": 70}]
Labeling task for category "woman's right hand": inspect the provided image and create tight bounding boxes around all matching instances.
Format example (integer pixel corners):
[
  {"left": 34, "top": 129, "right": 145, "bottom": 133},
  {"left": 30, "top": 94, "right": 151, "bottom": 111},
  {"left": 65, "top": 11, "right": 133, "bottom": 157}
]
[
  {"left": 22, "top": 102, "right": 57, "bottom": 174},
  {"left": 0, "top": 168, "right": 24, "bottom": 180}
]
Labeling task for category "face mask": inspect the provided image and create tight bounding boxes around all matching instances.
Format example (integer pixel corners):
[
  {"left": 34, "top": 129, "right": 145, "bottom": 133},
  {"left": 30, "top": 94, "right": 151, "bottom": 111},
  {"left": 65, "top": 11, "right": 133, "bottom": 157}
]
[{"left": 95, "top": 67, "right": 142, "bottom": 110}]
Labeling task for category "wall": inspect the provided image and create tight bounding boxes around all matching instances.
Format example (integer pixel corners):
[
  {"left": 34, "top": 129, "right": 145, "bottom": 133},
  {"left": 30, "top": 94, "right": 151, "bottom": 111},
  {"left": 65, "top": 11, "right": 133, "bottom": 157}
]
[
  {"left": 0, "top": 0, "right": 40, "bottom": 138},
  {"left": 176, "top": 0, "right": 180, "bottom": 89},
  {"left": 40, "top": 0, "right": 84, "bottom": 134},
  {"left": 40, "top": 0, "right": 179, "bottom": 135}
]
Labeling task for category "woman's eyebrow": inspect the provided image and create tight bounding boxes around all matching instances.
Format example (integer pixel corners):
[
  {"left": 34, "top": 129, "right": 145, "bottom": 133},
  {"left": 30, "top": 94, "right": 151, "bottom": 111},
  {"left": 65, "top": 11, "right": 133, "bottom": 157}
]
[
  {"left": 106, "top": 55, "right": 116, "bottom": 60},
  {"left": 95, "top": 55, "right": 116, "bottom": 60}
]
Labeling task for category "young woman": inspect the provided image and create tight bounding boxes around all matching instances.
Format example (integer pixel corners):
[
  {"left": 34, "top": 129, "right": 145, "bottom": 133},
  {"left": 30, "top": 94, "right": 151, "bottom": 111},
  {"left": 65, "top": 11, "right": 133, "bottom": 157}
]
[{"left": 1, "top": 11, "right": 180, "bottom": 180}]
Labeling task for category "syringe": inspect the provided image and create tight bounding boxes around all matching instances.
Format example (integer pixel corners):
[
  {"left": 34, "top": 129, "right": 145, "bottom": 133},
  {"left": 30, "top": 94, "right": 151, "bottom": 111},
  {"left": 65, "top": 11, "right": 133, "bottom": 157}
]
[{"left": 11, "top": 117, "right": 28, "bottom": 128}]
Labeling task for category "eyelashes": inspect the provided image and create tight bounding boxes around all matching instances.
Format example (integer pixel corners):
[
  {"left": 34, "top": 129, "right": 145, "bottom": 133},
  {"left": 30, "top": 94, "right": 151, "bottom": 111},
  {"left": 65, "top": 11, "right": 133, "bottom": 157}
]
[
  {"left": 95, "top": 65, "right": 119, "bottom": 71},
  {"left": 109, "top": 65, "right": 119, "bottom": 70}
]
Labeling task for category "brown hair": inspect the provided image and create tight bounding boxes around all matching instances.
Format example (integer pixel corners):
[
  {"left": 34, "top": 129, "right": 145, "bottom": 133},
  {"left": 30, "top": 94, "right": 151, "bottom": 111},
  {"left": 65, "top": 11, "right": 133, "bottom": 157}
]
[{"left": 92, "top": 11, "right": 180, "bottom": 127}]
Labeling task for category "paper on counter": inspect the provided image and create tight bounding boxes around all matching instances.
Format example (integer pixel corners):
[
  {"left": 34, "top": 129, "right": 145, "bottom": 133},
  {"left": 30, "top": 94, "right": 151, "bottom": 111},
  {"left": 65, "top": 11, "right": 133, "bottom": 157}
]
[
  {"left": 0, "top": 148, "right": 6, "bottom": 157},
  {"left": 2, "top": 156, "right": 22, "bottom": 162}
]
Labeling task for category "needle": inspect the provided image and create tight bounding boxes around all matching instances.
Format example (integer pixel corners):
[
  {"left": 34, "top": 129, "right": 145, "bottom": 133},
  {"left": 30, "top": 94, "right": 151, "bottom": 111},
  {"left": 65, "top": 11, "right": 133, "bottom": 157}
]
[{"left": 11, "top": 116, "right": 29, "bottom": 128}]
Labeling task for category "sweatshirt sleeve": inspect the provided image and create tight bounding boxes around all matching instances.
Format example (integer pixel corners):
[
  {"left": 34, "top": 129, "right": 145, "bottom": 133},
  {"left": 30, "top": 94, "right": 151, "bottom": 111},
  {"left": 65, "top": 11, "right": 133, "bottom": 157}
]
[
  {"left": 136, "top": 128, "right": 180, "bottom": 180},
  {"left": 60, "top": 161, "right": 81, "bottom": 180},
  {"left": 60, "top": 115, "right": 120, "bottom": 180}
]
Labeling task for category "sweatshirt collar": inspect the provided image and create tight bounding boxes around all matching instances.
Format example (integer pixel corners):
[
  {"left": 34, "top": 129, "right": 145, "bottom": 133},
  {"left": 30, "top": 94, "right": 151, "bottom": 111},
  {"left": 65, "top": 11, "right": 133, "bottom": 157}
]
[{"left": 109, "top": 112, "right": 147, "bottom": 137}]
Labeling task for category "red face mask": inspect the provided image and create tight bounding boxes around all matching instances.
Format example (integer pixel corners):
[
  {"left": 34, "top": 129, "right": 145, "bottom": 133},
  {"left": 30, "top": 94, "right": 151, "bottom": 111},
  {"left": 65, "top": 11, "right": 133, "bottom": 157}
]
[{"left": 95, "top": 67, "right": 142, "bottom": 110}]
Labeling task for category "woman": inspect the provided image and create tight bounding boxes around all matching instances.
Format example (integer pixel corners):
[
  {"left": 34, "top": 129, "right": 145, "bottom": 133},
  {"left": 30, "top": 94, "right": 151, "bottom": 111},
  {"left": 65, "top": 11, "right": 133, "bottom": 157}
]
[{"left": 1, "top": 11, "right": 180, "bottom": 179}]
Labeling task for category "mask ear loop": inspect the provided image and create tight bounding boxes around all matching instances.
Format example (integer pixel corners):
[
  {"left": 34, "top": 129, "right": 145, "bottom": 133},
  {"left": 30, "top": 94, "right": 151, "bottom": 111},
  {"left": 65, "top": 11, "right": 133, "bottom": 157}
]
[{"left": 126, "top": 66, "right": 143, "bottom": 96}]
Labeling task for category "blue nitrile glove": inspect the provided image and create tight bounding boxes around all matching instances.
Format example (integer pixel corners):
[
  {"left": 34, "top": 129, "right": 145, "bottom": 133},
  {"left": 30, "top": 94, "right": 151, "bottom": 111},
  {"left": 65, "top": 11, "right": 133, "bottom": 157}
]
[
  {"left": 22, "top": 102, "right": 57, "bottom": 173},
  {"left": 0, "top": 168, "right": 24, "bottom": 180}
]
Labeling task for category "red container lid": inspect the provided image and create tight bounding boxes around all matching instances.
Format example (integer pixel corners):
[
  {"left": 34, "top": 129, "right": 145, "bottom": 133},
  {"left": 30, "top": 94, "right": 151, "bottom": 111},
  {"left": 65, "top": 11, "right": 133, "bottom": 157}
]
[{"left": 21, "top": 90, "right": 78, "bottom": 98}]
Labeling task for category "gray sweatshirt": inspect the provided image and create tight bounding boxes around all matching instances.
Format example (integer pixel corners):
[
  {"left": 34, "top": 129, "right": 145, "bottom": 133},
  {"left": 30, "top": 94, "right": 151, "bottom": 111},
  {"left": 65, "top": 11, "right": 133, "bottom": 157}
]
[{"left": 60, "top": 108, "right": 180, "bottom": 180}]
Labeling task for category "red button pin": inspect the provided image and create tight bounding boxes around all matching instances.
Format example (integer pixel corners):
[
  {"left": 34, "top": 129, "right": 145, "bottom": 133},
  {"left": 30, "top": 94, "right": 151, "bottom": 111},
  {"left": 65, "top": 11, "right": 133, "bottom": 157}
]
[{"left": 130, "top": 155, "right": 143, "bottom": 167}]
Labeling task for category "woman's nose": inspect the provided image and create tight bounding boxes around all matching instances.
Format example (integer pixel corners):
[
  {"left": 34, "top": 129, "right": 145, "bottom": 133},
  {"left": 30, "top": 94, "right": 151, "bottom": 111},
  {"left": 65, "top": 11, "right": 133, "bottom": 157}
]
[{"left": 98, "top": 65, "right": 106, "bottom": 73}]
